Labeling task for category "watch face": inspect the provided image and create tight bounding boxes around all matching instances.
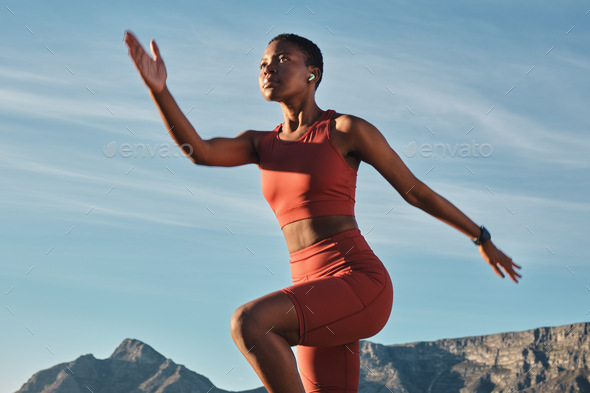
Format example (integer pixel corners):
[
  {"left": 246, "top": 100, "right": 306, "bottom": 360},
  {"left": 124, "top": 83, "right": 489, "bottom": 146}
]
[{"left": 472, "top": 226, "right": 490, "bottom": 245}]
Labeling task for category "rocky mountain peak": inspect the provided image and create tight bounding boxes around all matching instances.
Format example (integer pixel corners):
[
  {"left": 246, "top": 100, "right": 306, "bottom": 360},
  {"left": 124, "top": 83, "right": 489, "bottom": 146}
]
[{"left": 109, "top": 338, "right": 166, "bottom": 364}]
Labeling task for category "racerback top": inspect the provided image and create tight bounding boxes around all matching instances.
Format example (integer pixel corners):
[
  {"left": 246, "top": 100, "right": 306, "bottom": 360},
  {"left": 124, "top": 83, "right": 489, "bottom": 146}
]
[{"left": 258, "top": 110, "right": 357, "bottom": 228}]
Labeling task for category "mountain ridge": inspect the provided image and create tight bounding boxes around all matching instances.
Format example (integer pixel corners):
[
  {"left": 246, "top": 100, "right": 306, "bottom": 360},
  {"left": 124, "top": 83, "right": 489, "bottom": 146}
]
[
  {"left": 14, "top": 321, "right": 590, "bottom": 393},
  {"left": 359, "top": 321, "right": 589, "bottom": 392}
]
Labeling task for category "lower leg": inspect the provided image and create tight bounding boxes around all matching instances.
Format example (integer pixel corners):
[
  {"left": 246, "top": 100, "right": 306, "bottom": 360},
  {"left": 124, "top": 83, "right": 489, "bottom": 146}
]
[
  {"left": 297, "top": 342, "right": 360, "bottom": 393},
  {"left": 234, "top": 328, "right": 305, "bottom": 393},
  {"left": 231, "top": 291, "right": 305, "bottom": 393}
]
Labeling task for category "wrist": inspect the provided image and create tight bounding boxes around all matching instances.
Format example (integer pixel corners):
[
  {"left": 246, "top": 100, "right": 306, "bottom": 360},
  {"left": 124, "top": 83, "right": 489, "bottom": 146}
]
[
  {"left": 149, "top": 83, "right": 168, "bottom": 97},
  {"left": 472, "top": 225, "right": 491, "bottom": 246}
]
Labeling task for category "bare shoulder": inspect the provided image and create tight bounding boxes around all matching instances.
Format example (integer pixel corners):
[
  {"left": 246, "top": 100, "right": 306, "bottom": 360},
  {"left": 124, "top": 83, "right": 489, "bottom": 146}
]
[
  {"left": 237, "top": 130, "right": 273, "bottom": 161},
  {"left": 241, "top": 129, "right": 272, "bottom": 145},
  {"left": 330, "top": 112, "right": 420, "bottom": 199},
  {"left": 332, "top": 112, "right": 371, "bottom": 133},
  {"left": 237, "top": 129, "right": 272, "bottom": 141},
  {"left": 332, "top": 112, "right": 383, "bottom": 142},
  {"left": 201, "top": 129, "right": 273, "bottom": 167},
  {"left": 331, "top": 112, "right": 388, "bottom": 161}
]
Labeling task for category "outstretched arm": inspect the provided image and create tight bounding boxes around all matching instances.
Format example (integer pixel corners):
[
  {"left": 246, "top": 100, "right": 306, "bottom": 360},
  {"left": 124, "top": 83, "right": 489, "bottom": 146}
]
[
  {"left": 342, "top": 115, "right": 521, "bottom": 283},
  {"left": 124, "top": 31, "right": 259, "bottom": 167}
]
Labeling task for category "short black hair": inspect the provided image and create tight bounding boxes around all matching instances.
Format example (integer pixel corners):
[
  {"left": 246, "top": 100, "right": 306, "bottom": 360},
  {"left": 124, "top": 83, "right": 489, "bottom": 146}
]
[{"left": 269, "top": 33, "right": 324, "bottom": 89}]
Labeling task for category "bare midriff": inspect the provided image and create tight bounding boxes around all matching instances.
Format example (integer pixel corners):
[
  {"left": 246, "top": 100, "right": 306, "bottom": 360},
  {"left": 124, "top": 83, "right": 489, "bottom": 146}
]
[{"left": 281, "top": 214, "right": 359, "bottom": 254}]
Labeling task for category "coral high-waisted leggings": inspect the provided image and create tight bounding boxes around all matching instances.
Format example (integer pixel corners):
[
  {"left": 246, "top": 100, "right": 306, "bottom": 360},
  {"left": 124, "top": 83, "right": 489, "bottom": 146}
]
[{"left": 280, "top": 228, "right": 394, "bottom": 393}]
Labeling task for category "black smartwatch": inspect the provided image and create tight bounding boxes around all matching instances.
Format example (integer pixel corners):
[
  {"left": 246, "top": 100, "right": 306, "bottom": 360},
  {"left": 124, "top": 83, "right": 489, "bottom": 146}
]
[{"left": 473, "top": 226, "right": 491, "bottom": 246}]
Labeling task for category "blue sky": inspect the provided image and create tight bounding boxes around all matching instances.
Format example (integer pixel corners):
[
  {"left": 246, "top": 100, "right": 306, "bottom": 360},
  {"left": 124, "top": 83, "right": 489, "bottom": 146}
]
[{"left": 2, "top": 1, "right": 589, "bottom": 391}]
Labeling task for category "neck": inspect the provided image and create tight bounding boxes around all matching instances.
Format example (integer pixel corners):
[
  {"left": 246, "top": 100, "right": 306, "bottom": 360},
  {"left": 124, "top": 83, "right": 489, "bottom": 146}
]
[{"left": 279, "top": 101, "right": 323, "bottom": 134}]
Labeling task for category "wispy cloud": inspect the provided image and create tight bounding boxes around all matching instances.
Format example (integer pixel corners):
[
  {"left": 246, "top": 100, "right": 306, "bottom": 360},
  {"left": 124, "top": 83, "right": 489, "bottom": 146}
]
[
  {"left": 1, "top": 139, "right": 274, "bottom": 234},
  {"left": 355, "top": 176, "right": 587, "bottom": 263}
]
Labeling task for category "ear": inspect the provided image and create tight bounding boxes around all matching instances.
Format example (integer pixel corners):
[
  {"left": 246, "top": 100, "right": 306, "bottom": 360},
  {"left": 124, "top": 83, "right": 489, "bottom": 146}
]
[{"left": 307, "top": 67, "right": 321, "bottom": 84}]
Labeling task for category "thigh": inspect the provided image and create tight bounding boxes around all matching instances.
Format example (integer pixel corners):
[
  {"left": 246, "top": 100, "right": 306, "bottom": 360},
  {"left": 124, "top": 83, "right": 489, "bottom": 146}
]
[
  {"left": 282, "top": 264, "right": 393, "bottom": 347},
  {"left": 296, "top": 341, "right": 360, "bottom": 393}
]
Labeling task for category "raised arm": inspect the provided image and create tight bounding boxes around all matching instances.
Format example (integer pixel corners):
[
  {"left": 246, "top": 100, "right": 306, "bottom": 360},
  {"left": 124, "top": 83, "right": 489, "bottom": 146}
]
[
  {"left": 341, "top": 115, "right": 521, "bottom": 283},
  {"left": 124, "top": 30, "right": 259, "bottom": 167}
]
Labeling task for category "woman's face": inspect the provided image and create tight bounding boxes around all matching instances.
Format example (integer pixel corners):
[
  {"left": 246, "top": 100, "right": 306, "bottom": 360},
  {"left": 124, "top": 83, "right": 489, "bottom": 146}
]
[{"left": 259, "top": 40, "right": 313, "bottom": 102}]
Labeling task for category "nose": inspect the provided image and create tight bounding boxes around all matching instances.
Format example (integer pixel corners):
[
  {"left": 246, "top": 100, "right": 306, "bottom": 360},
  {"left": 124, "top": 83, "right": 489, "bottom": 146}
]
[{"left": 262, "top": 61, "right": 277, "bottom": 76}]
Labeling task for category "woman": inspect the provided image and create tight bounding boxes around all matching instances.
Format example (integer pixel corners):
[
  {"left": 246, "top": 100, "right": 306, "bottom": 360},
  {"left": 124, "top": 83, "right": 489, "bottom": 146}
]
[{"left": 124, "top": 31, "right": 521, "bottom": 393}]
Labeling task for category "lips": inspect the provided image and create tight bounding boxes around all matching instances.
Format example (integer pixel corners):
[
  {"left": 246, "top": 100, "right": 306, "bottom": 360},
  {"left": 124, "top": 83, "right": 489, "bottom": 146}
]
[{"left": 263, "top": 78, "right": 279, "bottom": 88}]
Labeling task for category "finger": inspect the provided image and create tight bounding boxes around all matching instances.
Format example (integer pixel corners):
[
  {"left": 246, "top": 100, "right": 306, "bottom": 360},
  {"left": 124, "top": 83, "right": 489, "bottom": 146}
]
[
  {"left": 512, "top": 261, "right": 522, "bottom": 270},
  {"left": 124, "top": 30, "right": 139, "bottom": 50},
  {"left": 124, "top": 30, "right": 137, "bottom": 41},
  {"left": 124, "top": 33, "right": 142, "bottom": 59},
  {"left": 505, "top": 261, "right": 522, "bottom": 277},
  {"left": 124, "top": 30, "right": 133, "bottom": 43},
  {"left": 504, "top": 265, "right": 520, "bottom": 281},
  {"left": 501, "top": 263, "right": 521, "bottom": 283},
  {"left": 150, "top": 39, "right": 161, "bottom": 60},
  {"left": 502, "top": 263, "right": 519, "bottom": 279},
  {"left": 129, "top": 45, "right": 146, "bottom": 70},
  {"left": 491, "top": 263, "right": 505, "bottom": 279},
  {"left": 482, "top": 253, "right": 504, "bottom": 279},
  {"left": 508, "top": 272, "right": 519, "bottom": 283},
  {"left": 128, "top": 38, "right": 149, "bottom": 67},
  {"left": 125, "top": 32, "right": 150, "bottom": 62},
  {"left": 507, "top": 269, "right": 522, "bottom": 277}
]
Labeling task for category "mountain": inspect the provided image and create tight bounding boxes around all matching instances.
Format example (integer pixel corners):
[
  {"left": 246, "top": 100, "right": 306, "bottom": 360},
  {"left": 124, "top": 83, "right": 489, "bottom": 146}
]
[
  {"left": 359, "top": 321, "right": 590, "bottom": 392},
  {"left": 14, "top": 339, "right": 266, "bottom": 393},
  {"left": 14, "top": 322, "right": 590, "bottom": 393}
]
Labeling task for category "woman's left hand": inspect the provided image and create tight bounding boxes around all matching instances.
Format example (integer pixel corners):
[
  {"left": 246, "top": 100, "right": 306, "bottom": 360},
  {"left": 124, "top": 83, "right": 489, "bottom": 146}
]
[{"left": 478, "top": 241, "right": 521, "bottom": 283}]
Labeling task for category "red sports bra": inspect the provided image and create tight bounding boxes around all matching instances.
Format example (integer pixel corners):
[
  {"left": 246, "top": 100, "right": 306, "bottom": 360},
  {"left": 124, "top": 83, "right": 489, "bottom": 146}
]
[{"left": 258, "top": 110, "right": 357, "bottom": 228}]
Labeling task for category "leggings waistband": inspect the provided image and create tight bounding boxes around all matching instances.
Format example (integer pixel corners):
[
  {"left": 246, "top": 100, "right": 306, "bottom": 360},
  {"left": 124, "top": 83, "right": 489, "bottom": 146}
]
[{"left": 288, "top": 228, "right": 369, "bottom": 263}]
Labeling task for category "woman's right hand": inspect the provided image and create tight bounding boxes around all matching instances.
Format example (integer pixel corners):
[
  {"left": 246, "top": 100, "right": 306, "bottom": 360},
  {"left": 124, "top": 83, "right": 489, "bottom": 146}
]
[{"left": 124, "top": 30, "right": 167, "bottom": 94}]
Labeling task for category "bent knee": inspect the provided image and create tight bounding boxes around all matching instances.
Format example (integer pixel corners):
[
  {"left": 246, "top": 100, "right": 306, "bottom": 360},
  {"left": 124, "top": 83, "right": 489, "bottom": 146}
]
[
  {"left": 230, "top": 304, "right": 258, "bottom": 343},
  {"left": 230, "top": 293, "right": 300, "bottom": 346},
  {"left": 230, "top": 301, "right": 290, "bottom": 342}
]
